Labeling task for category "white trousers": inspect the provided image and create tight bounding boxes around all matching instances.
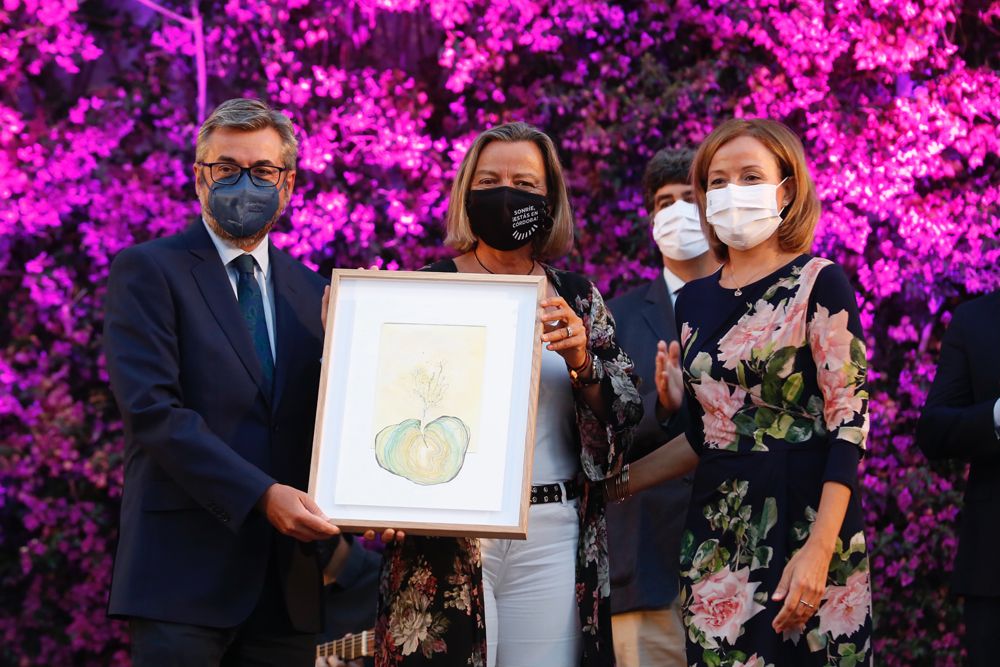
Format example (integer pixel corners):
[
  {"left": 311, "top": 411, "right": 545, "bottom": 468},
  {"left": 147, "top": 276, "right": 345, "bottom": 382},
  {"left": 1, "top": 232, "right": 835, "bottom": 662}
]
[{"left": 481, "top": 499, "right": 582, "bottom": 667}]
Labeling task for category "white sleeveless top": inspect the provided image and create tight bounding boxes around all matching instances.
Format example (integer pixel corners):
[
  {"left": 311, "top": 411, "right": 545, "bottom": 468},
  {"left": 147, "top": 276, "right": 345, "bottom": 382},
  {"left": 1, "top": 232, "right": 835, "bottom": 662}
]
[{"left": 531, "top": 346, "right": 580, "bottom": 484}]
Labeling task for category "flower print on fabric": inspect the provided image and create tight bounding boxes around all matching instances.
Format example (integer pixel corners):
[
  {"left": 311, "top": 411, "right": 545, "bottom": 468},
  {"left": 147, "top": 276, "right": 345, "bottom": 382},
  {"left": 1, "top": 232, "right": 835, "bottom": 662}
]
[
  {"left": 717, "top": 300, "right": 782, "bottom": 371},
  {"left": 675, "top": 256, "right": 872, "bottom": 666},
  {"left": 809, "top": 306, "right": 855, "bottom": 371},
  {"left": 692, "top": 375, "right": 748, "bottom": 449},
  {"left": 688, "top": 564, "right": 767, "bottom": 645},
  {"left": 819, "top": 570, "right": 871, "bottom": 640},
  {"left": 389, "top": 588, "right": 444, "bottom": 656},
  {"left": 681, "top": 258, "right": 870, "bottom": 455}
]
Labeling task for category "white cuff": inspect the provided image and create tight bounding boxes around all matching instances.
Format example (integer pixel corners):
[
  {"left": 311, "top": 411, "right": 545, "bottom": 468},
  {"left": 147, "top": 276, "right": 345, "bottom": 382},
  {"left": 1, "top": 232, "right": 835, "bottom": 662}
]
[{"left": 994, "top": 397, "right": 1000, "bottom": 438}]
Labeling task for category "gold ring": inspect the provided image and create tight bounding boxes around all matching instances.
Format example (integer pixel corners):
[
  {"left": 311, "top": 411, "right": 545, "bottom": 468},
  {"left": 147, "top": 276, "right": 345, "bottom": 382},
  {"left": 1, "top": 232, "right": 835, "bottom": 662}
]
[
  {"left": 798, "top": 600, "right": 816, "bottom": 609},
  {"left": 566, "top": 326, "right": 573, "bottom": 338}
]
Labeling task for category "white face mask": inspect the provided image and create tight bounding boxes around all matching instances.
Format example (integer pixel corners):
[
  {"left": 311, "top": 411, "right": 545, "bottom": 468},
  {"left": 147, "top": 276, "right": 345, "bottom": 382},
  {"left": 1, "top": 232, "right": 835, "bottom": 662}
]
[
  {"left": 652, "top": 200, "right": 709, "bottom": 260},
  {"left": 705, "top": 178, "right": 788, "bottom": 251}
]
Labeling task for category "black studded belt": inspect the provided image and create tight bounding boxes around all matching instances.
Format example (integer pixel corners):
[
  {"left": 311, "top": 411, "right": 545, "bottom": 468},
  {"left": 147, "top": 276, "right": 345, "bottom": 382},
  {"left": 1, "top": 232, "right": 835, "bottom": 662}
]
[{"left": 530, "top": 479, "right": 580, "bottom": 505}]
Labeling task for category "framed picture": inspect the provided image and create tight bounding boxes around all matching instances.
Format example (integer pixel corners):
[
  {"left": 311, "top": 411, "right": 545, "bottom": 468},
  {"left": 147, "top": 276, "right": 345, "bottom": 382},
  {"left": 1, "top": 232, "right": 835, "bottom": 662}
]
[{"left": 309, "top": 269, "right": 546, "bottom": 539}]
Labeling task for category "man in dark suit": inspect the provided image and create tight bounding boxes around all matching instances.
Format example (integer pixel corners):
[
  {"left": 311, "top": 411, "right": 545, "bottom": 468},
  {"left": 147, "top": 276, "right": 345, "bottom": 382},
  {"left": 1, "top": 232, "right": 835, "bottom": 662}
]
[
  {"left": 917, "top": 289, "right": 1000, "bottom": 667},
  {"left": 606, "top": 149, "right": 719, "bottom": 667},
  {"left": 104, "top": 98, "right": 340, "bottom": 666}
]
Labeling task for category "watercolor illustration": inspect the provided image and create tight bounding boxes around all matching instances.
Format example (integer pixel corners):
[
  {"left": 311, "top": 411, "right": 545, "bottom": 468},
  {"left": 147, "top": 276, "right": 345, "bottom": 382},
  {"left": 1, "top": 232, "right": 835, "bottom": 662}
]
[{"left": 372, "top": 323, "right": 486, "bottom": 485}]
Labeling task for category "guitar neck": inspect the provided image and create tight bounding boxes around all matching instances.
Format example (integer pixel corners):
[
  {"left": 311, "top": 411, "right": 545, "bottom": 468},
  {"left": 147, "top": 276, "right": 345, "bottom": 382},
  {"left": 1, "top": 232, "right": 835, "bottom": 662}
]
[{"left": 316, "top": 628, "right": 375, "bottom": 661}]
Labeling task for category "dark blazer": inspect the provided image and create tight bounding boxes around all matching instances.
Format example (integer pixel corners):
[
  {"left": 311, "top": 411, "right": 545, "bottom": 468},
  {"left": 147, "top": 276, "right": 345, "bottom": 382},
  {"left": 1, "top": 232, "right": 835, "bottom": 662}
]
[
  {"left": 103, "top": 221, "right": 328, "bottom": 630},
  {"left": 606, "top": 276, "right": 691, "bottom": 614},
  {"left": 917, "top": 290, "right": 1000, "bottom": 596}
]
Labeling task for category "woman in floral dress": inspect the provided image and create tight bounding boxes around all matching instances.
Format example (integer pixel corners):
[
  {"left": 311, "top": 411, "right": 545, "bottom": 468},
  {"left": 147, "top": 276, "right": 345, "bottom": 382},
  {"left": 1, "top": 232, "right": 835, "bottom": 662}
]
[
  {"left": 615, "top": 118, "right": 873, "bottom": 666},
  {"left": 374, "top": 122, "right": 642, "bottom": 666}
]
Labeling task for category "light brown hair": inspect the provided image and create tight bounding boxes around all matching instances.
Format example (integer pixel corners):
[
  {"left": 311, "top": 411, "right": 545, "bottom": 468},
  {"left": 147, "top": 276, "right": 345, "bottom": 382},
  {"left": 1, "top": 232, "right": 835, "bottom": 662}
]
[
  {"left": 195, "top": 98, "right": 298, "bottom": 171},
  {"left": 444, "top": 122, "right": 574, "bottom": 260},
  {"left": 691, "top": 118, "right": 820, "bottom": 262}
]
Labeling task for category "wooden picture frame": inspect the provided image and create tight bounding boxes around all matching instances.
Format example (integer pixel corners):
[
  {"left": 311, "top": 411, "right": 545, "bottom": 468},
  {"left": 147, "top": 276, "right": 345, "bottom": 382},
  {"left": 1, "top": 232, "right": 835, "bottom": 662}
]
[{"left": 309, "top": 269, "right": 545, "bottom": 539}]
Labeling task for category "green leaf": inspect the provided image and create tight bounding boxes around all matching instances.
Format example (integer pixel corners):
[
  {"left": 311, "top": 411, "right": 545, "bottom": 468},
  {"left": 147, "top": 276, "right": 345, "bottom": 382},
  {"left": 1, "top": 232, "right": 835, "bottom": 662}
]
[
  {"left": 736, "top": 360, "right": 748, "bottom": 388},
  {"left": 850, "top": 337, "right": 867, "bottom": 368},
  {"left": 733, "top": 412, "right": 757, "bottom": 437},
  {"left": 757, "top": 497, "right": 778, "bottom": 539},
  {"left": 679, "top": 531, "right": 695, "bottom": 565},
  {"left": 751, "top": 545, "right": 773, "bottom": 570},
  {"left": 836, "top": 637, "right": 858, "bottom": 654},
  {"left": 752, "top": 429, "right": 768, "bottom": 450},
  {"left": 703, "top": 650, "right": 722, "bottom": 667},
  {"left": 786, "top": 419, "right": 814, "bottom": 443},
  {"left": 762, "top": 374, "right": 783, "bottom": 404},
  {"left": 791, "top": 522, "right": 811, "bottom": 542},
  {"left": 767, "top": 413, "right": 794, "bottom": 439},
  {"left": 755, "top": 406, "right": 777, "bottom": 428},
  {"left": 782, "top": 372, "right": 804, "bottom": 403},
  {"left": 690, "top": 351, "right": 714, "bottom": 378},
  {"left": 766, "top": 345, "right": 798, "bottom": 378},
  {"left": 691, "top": 539, "right": 721, "bottom": 571},
  {"left": 806, "top": 628, "right": 828, "bottom": 652},
  {"left": 848, "top": 531, "right": 867, "bottom": 556},
  {"left": 683, "top": 329, "right": 698, "bottom": 358},
  {"left": 838, "top": 426, "right": 866, "bottom": 445}
]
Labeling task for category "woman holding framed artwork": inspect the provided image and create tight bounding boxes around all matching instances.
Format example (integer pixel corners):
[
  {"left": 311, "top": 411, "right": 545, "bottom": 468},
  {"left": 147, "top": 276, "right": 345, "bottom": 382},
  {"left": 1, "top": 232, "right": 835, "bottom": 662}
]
[{"left": 373, "top": 122, "right": 642, "bottom": 667}]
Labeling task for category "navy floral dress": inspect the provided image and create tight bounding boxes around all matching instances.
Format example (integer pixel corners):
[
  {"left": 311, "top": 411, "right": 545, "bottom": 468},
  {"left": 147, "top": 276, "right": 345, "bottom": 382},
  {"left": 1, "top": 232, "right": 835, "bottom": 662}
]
[
  {"left": 675, "top": 256, "right": 873, "bottom": 667},
  {"left": 374, "top": 260, "right": 642, "bottom": 667}
]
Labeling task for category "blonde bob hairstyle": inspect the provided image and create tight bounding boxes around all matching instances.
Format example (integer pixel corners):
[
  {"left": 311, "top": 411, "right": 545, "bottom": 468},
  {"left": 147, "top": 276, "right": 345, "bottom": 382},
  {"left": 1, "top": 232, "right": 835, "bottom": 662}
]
[
  {"left": 691, "top": 118, "right": 820, "bottom": 262},
  {"left": 444, "top": 122, "right": 574, "bottom": 261}
]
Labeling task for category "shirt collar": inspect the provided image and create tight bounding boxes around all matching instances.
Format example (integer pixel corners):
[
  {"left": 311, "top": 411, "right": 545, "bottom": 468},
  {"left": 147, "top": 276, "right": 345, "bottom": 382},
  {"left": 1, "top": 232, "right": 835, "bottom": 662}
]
[
  {"left": 202, "top": 218, "right": 270, "bottom": 277},
  {"left": 662, "top": 266, "right": 686, "bottom": 296}
]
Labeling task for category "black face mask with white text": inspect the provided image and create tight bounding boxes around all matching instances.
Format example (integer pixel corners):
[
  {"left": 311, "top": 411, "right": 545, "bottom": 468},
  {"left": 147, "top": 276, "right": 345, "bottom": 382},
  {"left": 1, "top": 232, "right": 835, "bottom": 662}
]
[{"left": 466, "top": 186, "right": 553, "bottom": 251}]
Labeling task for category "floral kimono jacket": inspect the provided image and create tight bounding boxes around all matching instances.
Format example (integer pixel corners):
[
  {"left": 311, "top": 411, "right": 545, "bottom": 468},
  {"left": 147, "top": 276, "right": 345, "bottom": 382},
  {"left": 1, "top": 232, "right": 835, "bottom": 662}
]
[{"left": 374, "top": 261, "right": 642, "bottom": 667}]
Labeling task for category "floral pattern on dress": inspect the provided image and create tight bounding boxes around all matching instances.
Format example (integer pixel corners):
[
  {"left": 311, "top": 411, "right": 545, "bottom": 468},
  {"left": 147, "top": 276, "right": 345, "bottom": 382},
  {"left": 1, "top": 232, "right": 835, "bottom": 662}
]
[
  {"left": 676, "top": 256, "right": 873, "bottom": 667},
  {"left": 375, "top": 261, "right": 641, "bottom": 667}
]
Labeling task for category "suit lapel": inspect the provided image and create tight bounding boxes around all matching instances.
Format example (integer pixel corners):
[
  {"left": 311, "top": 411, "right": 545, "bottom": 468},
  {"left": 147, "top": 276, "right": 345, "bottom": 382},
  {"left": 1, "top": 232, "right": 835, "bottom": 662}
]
[
  {"left": 641, "top": 275, "right": 677, "bottom": 343},
  {"left": 186, "top": 223, "right": 272, "bottom": 404}
]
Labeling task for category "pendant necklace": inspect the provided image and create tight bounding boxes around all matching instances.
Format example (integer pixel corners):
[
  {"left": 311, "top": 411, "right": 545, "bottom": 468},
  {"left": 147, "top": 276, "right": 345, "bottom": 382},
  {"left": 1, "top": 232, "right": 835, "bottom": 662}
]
[
  {"left": 474, "top": 248, "right": 536, "bottom": 275},
  {"left": 727, "top": 262, "right": 774, "bottom": 297}
]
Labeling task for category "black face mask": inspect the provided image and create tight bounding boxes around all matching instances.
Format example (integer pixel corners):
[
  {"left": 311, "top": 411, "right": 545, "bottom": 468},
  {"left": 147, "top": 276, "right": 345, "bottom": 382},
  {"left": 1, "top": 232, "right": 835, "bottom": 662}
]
[
  {"left": 466, "top": 186, "right": 553, "bottom": 251},
  {"left": 208, "top": 174, "right": 281, "bottom": 239}
]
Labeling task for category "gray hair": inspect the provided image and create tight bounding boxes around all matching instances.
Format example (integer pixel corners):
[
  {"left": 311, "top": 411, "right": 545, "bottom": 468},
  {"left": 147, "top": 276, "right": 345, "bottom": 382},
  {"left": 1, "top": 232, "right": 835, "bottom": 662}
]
[
  {"left": 445, "top": 122, "right": 575, "bottom": 261},
  {"left": 195, "top": 98, "right": 298, "bottom": 171}
]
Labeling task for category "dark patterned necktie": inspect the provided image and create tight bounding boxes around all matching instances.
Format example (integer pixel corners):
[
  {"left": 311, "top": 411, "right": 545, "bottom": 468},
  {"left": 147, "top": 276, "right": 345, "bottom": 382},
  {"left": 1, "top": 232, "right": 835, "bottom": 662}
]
[{"left": 232, "top": 254, "right": 274, "bottom": 396}]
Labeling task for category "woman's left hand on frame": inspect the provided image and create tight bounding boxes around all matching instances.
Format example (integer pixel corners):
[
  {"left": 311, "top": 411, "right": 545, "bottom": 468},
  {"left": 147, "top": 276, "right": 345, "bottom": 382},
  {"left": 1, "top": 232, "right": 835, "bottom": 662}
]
[
  {"left": 770, "top": 540, "right": 830, "bottom": 633},
  {"left": 538, "top": 296, "right": 587, "bottom": 369}
]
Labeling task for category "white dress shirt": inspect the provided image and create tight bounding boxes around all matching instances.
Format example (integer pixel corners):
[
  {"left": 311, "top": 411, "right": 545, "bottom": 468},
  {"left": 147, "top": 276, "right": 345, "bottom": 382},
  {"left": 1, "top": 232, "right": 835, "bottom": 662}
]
[
  {"left": 662, "top": 266, "right": 686, "bottom": 307},
  {"left": 202, "top": 219, "right": 276, "bottom": 361}
]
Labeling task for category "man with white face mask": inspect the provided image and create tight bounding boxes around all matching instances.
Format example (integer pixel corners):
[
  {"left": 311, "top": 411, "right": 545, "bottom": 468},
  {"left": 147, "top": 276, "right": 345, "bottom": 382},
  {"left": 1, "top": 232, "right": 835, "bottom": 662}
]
[{"left": 605, "top": 149, "right": 719, "bottom": 667}]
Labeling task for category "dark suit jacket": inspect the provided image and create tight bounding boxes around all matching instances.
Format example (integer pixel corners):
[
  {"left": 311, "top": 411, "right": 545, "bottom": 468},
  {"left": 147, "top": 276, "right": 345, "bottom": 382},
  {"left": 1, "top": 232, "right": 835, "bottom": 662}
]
[
  {"left": 103, "top": 221, "right": 328, "bottom": 630},
  {"left": 606, "top": 276, "right": 692, "bottom": 614},
  {"left": 917, "top": 290, "right": 1000, "bottom": 596}
]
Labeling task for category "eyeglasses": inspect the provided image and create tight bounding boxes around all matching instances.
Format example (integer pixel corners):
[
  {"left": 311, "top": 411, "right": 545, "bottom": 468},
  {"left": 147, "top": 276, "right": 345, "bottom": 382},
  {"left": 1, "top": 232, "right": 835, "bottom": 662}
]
[{"left": 197, "top": 162, "right": 290, "bottom": 187}]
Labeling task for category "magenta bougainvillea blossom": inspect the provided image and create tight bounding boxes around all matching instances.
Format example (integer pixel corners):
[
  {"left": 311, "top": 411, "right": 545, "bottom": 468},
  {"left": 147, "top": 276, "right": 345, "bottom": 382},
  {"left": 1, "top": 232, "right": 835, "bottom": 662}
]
[{"left": 1, "top": 0, "right": 998, "bottom": 665}]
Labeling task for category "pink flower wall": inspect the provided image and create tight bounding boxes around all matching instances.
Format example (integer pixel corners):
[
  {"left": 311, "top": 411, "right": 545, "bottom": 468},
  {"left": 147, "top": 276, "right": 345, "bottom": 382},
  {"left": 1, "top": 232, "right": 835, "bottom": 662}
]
[{"left": 1, "top": 0, "right": 998, "bottom": 664}]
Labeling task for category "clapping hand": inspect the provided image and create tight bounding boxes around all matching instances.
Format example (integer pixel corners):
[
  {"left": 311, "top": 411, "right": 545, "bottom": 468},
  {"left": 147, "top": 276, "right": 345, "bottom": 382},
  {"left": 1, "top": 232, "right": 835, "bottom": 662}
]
[{"left": 655, "top": 340, "right": 684, "bottom": 414}]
